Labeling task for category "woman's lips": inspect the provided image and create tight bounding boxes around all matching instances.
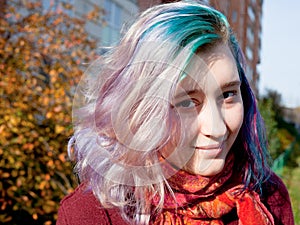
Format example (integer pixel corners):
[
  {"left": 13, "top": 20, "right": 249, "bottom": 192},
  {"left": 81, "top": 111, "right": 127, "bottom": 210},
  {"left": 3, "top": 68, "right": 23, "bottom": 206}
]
[
  {"left": 194, "top": 144, "right": 223, "bottom": 157},
  {"left": 195, "top": 144, "right": 222, "bottom": 150}
]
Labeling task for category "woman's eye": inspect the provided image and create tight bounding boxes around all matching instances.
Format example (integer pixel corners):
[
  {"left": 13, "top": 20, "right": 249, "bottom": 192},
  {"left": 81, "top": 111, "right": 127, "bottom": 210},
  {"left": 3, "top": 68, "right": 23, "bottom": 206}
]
[
  {"left": 223, "top": 91, "right": 236, "bottom": 99},
  {"left": 175, "top": 99, "right": 198, "bottom": 108}
]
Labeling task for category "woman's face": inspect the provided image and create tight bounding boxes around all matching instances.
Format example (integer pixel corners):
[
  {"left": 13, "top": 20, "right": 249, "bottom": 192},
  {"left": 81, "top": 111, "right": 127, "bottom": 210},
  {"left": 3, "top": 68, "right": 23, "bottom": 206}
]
[{"left": 162, "top": 43, "right": 244, "bottom": 176}]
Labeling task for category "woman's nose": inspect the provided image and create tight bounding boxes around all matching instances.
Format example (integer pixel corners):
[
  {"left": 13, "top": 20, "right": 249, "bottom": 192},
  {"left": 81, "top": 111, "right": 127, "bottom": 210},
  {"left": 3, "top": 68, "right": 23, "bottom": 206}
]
[{"left": 197, "top": 101, "right": 227, "bottom": 139}]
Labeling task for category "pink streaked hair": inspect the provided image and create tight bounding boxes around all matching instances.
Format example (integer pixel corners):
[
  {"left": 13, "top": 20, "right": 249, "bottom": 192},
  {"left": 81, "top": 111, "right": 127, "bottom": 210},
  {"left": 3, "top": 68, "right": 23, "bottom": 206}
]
[{"left": 68, "top": 1, "right": 272, "bottom": 224}]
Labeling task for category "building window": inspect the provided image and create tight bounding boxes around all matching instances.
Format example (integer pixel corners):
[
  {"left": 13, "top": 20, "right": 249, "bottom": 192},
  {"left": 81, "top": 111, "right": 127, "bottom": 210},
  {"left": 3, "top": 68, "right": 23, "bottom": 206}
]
[
  {"left": 247, "top": 26, "right": 254, "bottom": 44},
  {"left": 246, "top": 45, "right": 253, "bottom": 61},
  {"left": 42, "top": 0, "right": 51, "bottom": 11},
  {"left": 102, "top": 0, "right": 122, "bottom": 46},
  {"left": 42, "top": 0, "right": 74, "bottom": 16},
  {"left": 246, "top": 65, "right": 253, "bottom": 82},
  {"left": 247, "top": 6, "right": 255, "bottom": 22},
  {"left": 232, "top": 10, "right": 237, "bottom": 23}
]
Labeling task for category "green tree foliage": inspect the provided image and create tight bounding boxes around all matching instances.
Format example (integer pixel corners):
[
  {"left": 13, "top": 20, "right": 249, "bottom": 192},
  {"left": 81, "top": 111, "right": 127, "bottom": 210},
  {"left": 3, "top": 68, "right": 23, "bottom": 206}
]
[
  {"left": 0, "top": 1, "right": 100, "bottom": 224},
  {"left": 258, "top": 97, "right": 280, "bottom": 160},
  {"left": 259, "top": 90, "right": 300, "bottom": 169},
  {"left": 262, "top": 89, "right": 283, "bottom": 120}
]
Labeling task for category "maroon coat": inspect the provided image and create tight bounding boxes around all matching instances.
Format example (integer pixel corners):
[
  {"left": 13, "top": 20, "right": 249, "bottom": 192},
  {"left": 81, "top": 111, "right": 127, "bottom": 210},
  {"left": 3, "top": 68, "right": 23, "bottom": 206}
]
[{"left": 57, "top": 172, "right": 294, "bottom": 225}]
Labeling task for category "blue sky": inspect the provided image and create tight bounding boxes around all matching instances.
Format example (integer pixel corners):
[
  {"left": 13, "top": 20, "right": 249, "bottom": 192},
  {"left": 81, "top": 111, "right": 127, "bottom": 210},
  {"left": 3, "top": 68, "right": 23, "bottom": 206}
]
[{"left": 259, "top": 0, "right": 300, "bottom": 108}]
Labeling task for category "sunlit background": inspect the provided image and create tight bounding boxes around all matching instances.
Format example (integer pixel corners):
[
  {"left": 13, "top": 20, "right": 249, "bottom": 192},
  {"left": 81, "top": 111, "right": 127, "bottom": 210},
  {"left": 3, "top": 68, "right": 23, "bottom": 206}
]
[{"left": 260, "top": 0, "right": 300, "bottom": 108}]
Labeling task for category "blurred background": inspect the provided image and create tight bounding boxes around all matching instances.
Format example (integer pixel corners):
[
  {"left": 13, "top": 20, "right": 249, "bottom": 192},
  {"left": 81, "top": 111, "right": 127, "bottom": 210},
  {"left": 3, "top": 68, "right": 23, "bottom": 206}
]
[{"left": 0, "top": 0, "right": 299, "bottom": 224}]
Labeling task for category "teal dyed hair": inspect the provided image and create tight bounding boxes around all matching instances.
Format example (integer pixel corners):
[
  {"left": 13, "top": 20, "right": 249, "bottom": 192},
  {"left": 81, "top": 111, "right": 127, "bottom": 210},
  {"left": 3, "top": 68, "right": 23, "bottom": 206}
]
[{"left": 136, "top": 1, "right": 230, "bottom": 79}]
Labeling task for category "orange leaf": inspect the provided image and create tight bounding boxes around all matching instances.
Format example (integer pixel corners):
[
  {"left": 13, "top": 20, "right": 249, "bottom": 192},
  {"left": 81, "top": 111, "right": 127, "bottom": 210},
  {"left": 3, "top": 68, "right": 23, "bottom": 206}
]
[
  {"left": 55, "top": 125, "right": 65, "bottom": 134},
  {"left": 32, "top": 213, "right": 38, "bottom": 220}
]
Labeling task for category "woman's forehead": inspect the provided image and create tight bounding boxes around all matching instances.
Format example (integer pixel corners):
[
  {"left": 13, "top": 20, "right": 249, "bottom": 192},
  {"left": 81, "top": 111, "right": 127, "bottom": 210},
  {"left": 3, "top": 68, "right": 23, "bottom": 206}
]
[{"left": 175, "top": 44, "right": 239, "bottom": 93}]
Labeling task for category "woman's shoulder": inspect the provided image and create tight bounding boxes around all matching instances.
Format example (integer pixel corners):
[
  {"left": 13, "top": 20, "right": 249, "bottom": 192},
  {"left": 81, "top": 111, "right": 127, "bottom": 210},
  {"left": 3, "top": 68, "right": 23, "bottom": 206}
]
[
  {"left": 57, "top": 183, "right": 128, "bottom": 225},
  {"left": 261, "top": 171, "right": 294, "bottom": 225},
  {"left": 262, "top": 171, "right": 291, "bottom": 204}
]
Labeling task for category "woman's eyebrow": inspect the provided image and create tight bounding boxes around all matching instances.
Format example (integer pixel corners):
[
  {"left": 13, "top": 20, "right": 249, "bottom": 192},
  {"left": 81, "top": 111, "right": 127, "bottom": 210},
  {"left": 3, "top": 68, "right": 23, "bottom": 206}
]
[
  {"left": 174, "top": 90, "right": 199, "bottom": 99},
  {"left": 221, "top": 80, "right": 241, "bottom": 89}
]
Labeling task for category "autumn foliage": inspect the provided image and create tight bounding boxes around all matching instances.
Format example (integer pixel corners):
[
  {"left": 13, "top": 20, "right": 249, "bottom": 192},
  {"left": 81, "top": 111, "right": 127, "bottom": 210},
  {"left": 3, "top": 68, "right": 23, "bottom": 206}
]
[{"left": 0, "top": 0, "right": 99, "bottom": 224}]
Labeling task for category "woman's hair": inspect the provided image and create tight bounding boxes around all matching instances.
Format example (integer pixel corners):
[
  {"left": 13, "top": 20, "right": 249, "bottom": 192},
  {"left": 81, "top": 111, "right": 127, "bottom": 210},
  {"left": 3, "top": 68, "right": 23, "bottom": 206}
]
[{"left": 69, "top": 0, "right": 271, "bottom": 224}]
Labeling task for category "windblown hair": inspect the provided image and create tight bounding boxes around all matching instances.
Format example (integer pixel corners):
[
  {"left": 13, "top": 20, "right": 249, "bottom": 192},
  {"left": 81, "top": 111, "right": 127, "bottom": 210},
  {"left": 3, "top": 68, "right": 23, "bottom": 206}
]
[{"left": 69, "top": 0, "right": 271, "bottom": 224}]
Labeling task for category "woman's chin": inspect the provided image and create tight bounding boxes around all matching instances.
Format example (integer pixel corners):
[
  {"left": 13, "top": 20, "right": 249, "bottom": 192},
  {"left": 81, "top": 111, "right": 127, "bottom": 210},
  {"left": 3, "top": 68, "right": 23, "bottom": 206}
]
[{"left": 183, "top": 159, "right": 225, "bottom": 176}]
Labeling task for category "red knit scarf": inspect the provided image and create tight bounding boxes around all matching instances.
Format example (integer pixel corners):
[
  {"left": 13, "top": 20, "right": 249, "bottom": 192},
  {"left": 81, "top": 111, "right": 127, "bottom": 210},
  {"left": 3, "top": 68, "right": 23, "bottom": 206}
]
[{"left": 151, "top": 155, "right": 274, "bottom": 225}]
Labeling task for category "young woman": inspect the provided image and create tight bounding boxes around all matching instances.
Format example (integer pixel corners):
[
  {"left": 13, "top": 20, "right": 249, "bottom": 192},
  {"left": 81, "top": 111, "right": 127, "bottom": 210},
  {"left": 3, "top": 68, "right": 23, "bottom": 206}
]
[{"left": 57, "top": 1, "right": 294, "bottom": 224}]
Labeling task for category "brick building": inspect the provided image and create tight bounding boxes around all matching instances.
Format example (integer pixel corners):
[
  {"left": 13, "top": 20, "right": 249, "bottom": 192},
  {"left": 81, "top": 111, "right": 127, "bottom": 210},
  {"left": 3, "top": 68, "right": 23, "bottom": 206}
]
[{"left": 209, "top": 0, "right": 263, "bottom": 95}]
